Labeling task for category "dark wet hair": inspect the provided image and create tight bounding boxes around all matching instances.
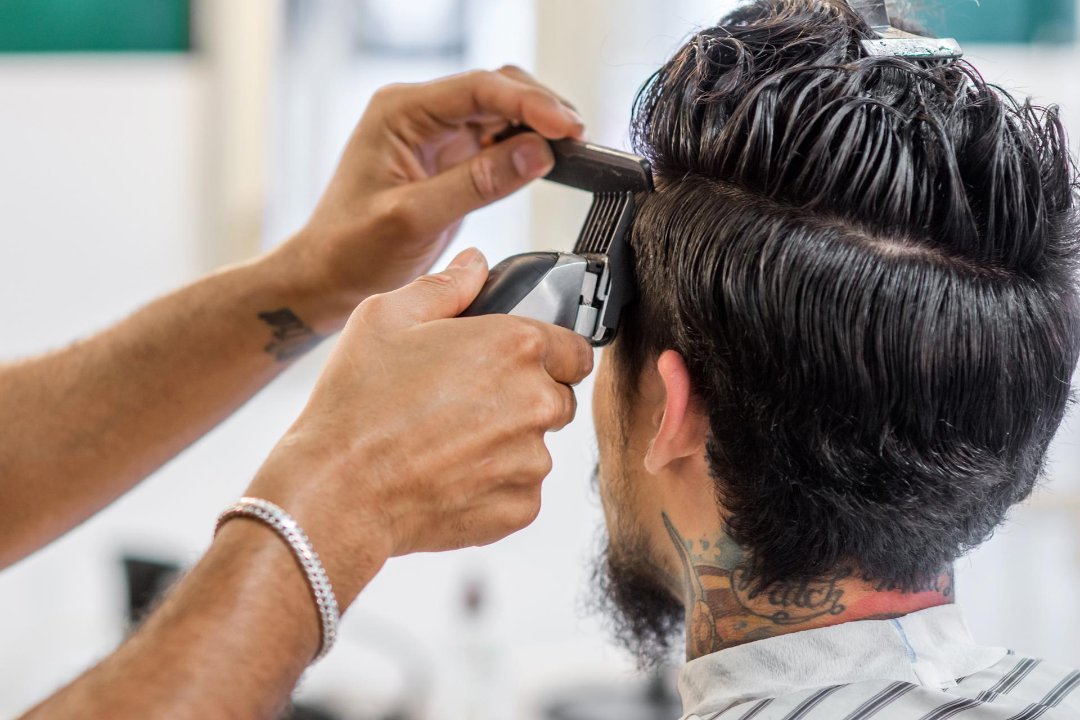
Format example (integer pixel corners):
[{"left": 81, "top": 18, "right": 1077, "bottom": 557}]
[{"left": 616, "top": 0, "right": 1080, "bottom": 591}]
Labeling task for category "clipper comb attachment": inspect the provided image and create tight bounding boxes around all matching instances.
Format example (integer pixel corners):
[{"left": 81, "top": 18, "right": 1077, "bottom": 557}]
[
  {"left": 552, "top": 139, "right": 652, "bottom": 345},
  {"left": 543, "top": 137, "right": 651, "bottom": 257},
  {"left": 461, "top": 130, "right": 653, "bottom": 346},
  {"left": 851, "top": 0, "right": 963, "bottom": 59},
  {"left": 574, "top": 192, "right": 636, "bottom": 256}
]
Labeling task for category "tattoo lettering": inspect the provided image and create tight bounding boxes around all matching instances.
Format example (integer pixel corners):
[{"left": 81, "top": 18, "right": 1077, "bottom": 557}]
[
  {"left": 873, "top": 568, "right": 955, "bottom": 598},
  {"left": 258, "top": 308, "right": 319, "bottom": 362},
  {"left": 731, "top": 566, "right": 848, "bottom": 625}
]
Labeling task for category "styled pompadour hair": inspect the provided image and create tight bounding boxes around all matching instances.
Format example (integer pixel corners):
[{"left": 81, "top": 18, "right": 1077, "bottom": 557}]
[{"left": 616, "top": 0, "right": 1080, "bottom": 590}]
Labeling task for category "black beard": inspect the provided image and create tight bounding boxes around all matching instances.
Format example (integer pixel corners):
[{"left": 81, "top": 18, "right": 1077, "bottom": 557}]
[{"left": 586, "top": 528, "right": 685, "bottom": 670}]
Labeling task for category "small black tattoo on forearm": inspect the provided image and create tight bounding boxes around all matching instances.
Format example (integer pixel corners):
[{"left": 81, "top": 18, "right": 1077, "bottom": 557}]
[{"left": 258, "top": 308, "right": 319, "bottom": 362}]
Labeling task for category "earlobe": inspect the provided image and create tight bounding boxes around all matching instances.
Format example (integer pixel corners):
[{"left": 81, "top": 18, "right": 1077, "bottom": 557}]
[{"left": 644, "top": 350, "right": 707, "bottom": 475}]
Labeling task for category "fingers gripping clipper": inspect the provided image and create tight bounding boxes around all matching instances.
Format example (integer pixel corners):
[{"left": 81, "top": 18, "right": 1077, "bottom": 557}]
[{"left": 462, "top": 135, "right": 654, "bottom": 347}]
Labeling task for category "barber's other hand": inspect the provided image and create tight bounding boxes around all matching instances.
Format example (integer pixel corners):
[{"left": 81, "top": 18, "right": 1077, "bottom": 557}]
[
  {"left": 246, "top": 249, "right": 593, "bottom": 605},
  {"left": 273, "top": 67, "right": 585, "bottom": 332}
]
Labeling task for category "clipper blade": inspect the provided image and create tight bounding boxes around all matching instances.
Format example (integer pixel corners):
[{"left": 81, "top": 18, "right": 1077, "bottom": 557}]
[{"left": 852, "top": 0, "right": 963, "bottom": 59}]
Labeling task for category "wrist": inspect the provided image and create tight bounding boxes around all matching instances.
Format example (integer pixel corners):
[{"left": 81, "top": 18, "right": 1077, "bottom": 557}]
[
  {"left": 207, "top": 519, "right": 324, "bottom": 664},
  {"left": 257, "top": 231, "right": 367, "bottom": 336},
  {"left": 243, "top": 445, "right": 394, "bottom": 610},
  {"left": 265, "top": 206, "right": 451, "bottom": 334},
  {"left": 217, "top": 498, "right": 341, "bottom": 661}
]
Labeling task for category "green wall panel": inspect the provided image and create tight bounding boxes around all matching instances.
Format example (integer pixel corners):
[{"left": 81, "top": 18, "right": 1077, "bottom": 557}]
[{"left": 0, "top": 0, "right": 191, "bottom": 53}]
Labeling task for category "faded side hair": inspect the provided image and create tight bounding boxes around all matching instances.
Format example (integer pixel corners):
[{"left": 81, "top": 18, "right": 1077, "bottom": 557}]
[{"left": 616, "top": 0, "right": 1080, "bottom": 591}]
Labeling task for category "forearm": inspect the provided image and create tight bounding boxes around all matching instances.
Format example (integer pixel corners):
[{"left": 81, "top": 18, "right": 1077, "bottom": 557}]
[
  {"left": 0, "top": 239, "right": 351, "bottom": 568},
  {"left": 20, "top": 519, "right": 376, "bottom": 719},
  {"left": 17, "top": 242, "right": 590, "bottom": 719}
]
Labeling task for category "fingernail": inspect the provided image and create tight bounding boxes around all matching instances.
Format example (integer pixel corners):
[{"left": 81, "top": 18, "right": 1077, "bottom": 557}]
[
  {"left": 449, "top": 248, "right": 480, "bottom": 269},
  {"left": 512, "top": 141, "right": 555, "bottom": 179}
]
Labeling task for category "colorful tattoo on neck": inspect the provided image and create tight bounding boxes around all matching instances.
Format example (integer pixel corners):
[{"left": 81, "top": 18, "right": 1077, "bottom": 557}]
[{"left": 660, "top": 512, "right": 953, "bottom": 658}]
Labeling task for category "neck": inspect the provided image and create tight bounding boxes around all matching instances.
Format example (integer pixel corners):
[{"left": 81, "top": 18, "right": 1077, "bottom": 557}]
[{"left": 661, "top": 513, "right": 954, "bottom": 660}]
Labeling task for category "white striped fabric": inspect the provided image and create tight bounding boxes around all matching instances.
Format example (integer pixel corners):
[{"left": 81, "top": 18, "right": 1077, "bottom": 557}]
[{"left": 678, "top": 606, "right": 1080, "bottom": 720}]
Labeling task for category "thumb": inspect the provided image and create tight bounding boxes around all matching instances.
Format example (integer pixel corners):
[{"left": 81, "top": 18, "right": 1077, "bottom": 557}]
[
  {"left": 413, "top": 132, "right": 555, "bottom": 233},
  {"left": 373, "top": 248, "right": 489, "bottom": 328}
]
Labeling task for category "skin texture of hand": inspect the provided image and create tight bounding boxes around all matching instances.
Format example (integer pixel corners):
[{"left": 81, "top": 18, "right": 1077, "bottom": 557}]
[
  {"left": 22, "top": 253, "right": 594, "bottom": 719},
  {"left": 247, "top": 248, "right": 594, "bottom": 605},
  {"left": 273, "top": 66, "right": 587, "bottom": 332},
  {"left": 0, "top": 67, "right": 584, "bottom": 570}
]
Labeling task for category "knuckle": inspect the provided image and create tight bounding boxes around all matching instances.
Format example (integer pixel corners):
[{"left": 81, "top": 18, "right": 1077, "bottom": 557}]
[
  {"left": 372, "top": 82, "right": 407, "bottom": 104},
  {"left": 520, "top": 490, "right": 544, "bottom": 526},
  {"left": 377, "top": 193, "right": 420, "bottom": 238},
  {"left": 533, "top": 387, "right": 563, "bottom": 426},
  {"left": 514, "top": 323, "right": 546, "bottom": 358},
  {"left": 577, "top": 339, "right": 594, "bottom": 378},
  {"left": 467, "top": 154, "right": 502, "bottom": 202},
  {"left": 526, "top": 86, "right": 558, "bottom": 108},
  {"left": 355, "top": 294, "right": 388, "bottom": 322},
  {"left": 518, "top": 506, "right": 541, "bottom": 529},
  {"left": 546, "top": 387, "right": 571, "bottom": 426},
  {"left": 463, "top": 68, "right": 494, "bottom": 86},
  {"left": 413, "top": 272, "right": 457, "bottom": 292},
  {"left": 535, "top": 447, "right": 554, "bottom": 477}
]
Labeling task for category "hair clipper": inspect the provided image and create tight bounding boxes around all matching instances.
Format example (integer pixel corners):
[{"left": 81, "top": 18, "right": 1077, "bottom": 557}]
[{"left": 461, "top": 132, "right": 654, "bottom": 347}]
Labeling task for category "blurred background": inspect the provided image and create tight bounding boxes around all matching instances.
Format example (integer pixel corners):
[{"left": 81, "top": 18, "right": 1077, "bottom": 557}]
[{"left": 0, "top": 1, "right": 1078, "bottom": 718}]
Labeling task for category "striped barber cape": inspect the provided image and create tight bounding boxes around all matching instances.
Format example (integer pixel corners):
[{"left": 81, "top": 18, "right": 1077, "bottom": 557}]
[{"left": 677, "top": 605, "right": 1080, "bottom": 719}]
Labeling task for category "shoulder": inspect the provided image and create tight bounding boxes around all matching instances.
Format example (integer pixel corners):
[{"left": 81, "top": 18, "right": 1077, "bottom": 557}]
[
  {"left": 949, "top": 653, "right": 1080, "bottom": 716},
  {"left": 694, "top": 657, "right": 1080, "bottom": 719}
]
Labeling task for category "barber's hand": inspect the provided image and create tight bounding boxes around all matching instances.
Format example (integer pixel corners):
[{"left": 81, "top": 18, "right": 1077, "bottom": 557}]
[
  {"left": 246, "top": 248, "right": 593, "bottom": 605},
  {"left": 274, "top": 67, "right": 585, "bottom": 331}
]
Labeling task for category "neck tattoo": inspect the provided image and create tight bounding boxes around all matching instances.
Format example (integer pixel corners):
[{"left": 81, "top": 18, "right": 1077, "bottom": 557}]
[{"left": 661, "top": 512, "right": 954, "bottom": 659}]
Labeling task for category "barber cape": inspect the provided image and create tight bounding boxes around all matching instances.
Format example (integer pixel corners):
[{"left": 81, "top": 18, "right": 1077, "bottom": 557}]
[{"left": 678, "top": 605, "right": 1080, "bottom": 719}]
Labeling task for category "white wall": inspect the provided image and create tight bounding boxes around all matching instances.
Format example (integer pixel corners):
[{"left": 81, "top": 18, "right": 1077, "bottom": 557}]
[
  {"left": 0, "top": 57, "right": 205, "bottom": 357},
  {"left": 1, "top": 5, "right": 1080, "bottom": 720},
  {"left": 0, "top": 55, "right": 209, "bottom": 712}
]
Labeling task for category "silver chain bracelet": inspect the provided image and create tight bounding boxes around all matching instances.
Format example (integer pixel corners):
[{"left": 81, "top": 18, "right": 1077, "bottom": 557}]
[{"left": 215, "top": 497, "right": 340, "bottom": 663}]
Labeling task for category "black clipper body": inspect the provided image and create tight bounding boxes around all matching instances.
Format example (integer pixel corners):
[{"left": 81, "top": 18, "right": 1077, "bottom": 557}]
[{"left": 461, "top": 138, "right": 654, "bottom": 347}]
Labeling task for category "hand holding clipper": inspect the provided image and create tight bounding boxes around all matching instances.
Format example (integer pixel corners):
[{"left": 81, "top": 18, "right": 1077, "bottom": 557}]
[{"left": 461, "top": 134, "right": 654, "bottom": 347}]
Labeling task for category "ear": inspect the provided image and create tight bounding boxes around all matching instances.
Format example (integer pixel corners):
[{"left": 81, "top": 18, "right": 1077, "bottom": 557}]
[{"left": 644, "top": 350, "right": 708, "bottom": 475}]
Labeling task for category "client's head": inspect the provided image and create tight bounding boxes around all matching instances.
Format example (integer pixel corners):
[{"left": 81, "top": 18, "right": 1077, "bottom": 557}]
[{"left": 589, "top": 0, "right": 1080, "bottom": 667}]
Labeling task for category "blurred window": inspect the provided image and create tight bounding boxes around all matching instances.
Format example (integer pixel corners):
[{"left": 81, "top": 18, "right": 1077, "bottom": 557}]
[{"left": 356, "top": 0, "right": 466, "bottom": 57}]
